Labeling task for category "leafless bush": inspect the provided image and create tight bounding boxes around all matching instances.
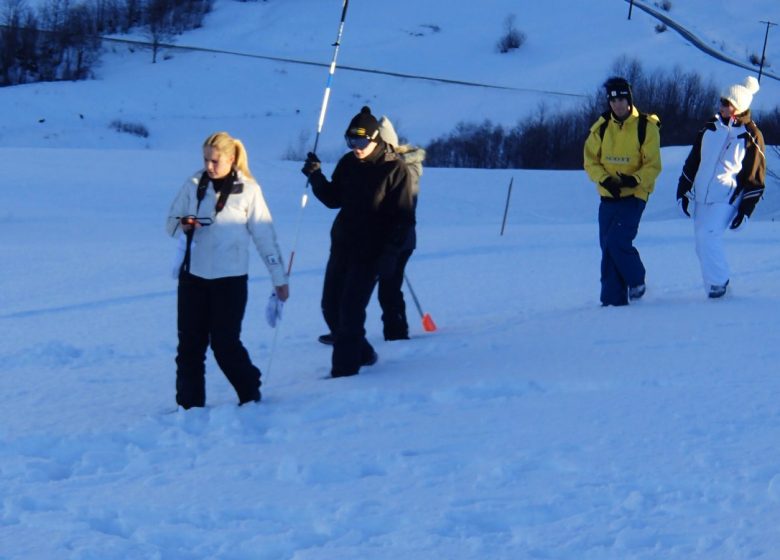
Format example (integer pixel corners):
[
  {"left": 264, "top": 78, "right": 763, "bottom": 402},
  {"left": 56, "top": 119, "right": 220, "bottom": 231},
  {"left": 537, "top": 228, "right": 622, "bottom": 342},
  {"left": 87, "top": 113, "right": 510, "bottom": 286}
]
[
  {"left": 282, "top": 129, "right": 311, "bottom": 161},
  {"left": 425, "top": 58, "right": 759, "bottom": 169},
  {"left": 496, "top": 14, "right": 525, "bottom": 54},
  {"left": 109, "top": 119, "right": 149, "bottom": 138}
]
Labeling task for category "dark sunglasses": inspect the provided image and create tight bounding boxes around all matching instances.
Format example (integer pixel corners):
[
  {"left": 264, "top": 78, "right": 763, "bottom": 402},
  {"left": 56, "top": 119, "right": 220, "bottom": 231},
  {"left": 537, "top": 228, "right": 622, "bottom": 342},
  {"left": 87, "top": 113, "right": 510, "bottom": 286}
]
[
  {"left": 345, "top": 135, "right": 373, "bottom": 149},
  {"left": 719, "top": 98, "right": 733, "bottom": 107}
]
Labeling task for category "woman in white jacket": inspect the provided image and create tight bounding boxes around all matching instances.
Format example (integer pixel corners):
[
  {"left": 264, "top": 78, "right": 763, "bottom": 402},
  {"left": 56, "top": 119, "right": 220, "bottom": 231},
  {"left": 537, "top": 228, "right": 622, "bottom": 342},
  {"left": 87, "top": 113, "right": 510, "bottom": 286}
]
[
  {"left": 166, "top": 131, "right": 289, "bottom": 409},
  {"left": 676, "top": 77, "right": 766, "bottom": 298}
]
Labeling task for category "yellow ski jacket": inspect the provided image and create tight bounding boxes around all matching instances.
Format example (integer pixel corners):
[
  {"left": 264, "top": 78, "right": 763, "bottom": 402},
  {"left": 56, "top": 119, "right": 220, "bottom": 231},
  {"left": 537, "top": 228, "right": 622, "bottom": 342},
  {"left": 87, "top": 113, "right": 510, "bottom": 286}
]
[{"left": 583, "top": 107, "right": 661, "bottom": 202}]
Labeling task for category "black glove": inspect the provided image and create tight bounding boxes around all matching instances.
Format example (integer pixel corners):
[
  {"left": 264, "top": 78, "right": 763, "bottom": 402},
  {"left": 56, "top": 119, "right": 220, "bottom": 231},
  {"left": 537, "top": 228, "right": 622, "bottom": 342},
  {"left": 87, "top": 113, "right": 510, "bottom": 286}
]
[
  {"left": 618, "top": 173, "right": 638, "bottom": 188},
  {"left": 678, "top": 196, "right": 690, "bottom": 217},
  {"left": 600, "top": 176, "right": 622, "bottom": 199},
  {"left": 730, "top": 211, "right": 748, "bottom": 230},
  {"left": 301, "top": 152, "right": 321, "bottom": 177},
  {"left": 376, "top": 252, "right": 398, "bottom": 280}
]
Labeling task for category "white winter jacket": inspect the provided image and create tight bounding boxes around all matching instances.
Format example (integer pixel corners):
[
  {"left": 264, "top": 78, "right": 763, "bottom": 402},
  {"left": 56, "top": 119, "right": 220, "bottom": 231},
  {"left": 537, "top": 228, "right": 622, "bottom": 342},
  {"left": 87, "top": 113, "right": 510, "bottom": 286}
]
[
  {"left": 689, "top": 117, "right": 748, "bottom": 205},
  {"left": 677, "top": 112, "right": 765, "bottom": 217},
  {"left": 166, "top": 170, "right": 287, "bottom": 286}
]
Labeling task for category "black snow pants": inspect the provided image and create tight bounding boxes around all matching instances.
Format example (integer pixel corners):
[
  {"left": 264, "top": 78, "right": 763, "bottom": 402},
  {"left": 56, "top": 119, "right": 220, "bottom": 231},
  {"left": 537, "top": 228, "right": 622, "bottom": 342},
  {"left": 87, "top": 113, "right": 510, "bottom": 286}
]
[
  {"left": 377, "top": 248, "right": 413, "bottom": 340},
  {"left": 176, "top": 271, "right": 261, "bottom": 408},
  {"left": 321, "top": 249, "right": 378, "bottom": 377}
]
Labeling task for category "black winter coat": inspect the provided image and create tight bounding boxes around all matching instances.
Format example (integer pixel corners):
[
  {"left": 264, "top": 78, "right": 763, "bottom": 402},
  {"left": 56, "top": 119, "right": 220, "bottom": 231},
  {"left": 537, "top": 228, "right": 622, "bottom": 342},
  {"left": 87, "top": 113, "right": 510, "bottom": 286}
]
[{"left": 310, "top": 141, "right": 415, "bottom": 260}]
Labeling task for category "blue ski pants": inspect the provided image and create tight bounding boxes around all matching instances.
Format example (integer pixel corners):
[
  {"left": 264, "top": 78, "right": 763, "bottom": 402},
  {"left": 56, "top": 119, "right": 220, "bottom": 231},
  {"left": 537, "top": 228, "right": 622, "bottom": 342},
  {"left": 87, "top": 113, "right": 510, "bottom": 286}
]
[{"left": 598, "top": 197, "right": 646, "bottom": 306}]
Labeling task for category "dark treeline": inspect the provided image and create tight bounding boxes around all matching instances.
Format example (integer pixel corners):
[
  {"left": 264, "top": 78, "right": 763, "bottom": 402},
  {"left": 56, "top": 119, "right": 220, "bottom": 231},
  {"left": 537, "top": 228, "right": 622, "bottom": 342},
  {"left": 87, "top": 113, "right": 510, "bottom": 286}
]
[
  {"left": 0, "top": 0, "right": 212, "bottom": 85},
  {"left": 426, "top": 57, "right": 779, "bottom": 169}
]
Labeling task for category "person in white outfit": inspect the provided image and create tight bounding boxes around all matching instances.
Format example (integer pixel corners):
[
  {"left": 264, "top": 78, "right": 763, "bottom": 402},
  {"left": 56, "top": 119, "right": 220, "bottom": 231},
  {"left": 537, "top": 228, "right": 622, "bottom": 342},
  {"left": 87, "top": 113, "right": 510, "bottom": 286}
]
[
  {"left": 676, "top": 76, "right": 766, "bottom": 298},
  {"left": 166, "top": 131, "right": 289, "bottom": 408}
]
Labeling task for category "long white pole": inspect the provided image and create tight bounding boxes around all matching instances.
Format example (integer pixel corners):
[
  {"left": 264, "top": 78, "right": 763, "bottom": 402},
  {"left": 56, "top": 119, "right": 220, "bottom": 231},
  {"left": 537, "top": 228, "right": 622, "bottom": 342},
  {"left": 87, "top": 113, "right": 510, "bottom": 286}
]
[{"left": 265, "top": 0, "right": 351, "bottom": 382}]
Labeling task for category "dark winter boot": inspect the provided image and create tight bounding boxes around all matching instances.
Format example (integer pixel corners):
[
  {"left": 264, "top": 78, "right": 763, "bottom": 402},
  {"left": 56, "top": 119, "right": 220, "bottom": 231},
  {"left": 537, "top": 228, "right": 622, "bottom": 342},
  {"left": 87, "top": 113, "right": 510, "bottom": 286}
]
[
  {"left": 708, "top": 280, "right": 729, "bottom": 299},
  {"left": 331, "top": 344, "right": 378, "bottom": 377},
  {"left": 318, "top": 333, "right": 335, "bottom": 345},
  {"left": 382, "top": 311, "right": 409, "bottom": 341},
  {"left": 628, "top": 283, "right": 646, "bottom": 301},
  {"left": 238, "top": 391, "right": 261, "bottom": 406},
  {"left": 384, "top": 329, "right": 409, "bottom": 341},
  {"left": 362, "top": 349, "right": 379, "bottom": 366},
  {"left": 331, "top": 367, "right": 359, "bottom": 378}
]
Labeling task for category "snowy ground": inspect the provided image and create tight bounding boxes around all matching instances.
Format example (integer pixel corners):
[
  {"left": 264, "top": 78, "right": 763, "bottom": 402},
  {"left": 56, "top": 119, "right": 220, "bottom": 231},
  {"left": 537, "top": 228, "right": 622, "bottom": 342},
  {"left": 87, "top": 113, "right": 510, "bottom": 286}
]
[
  {"left": 2, "top": 0, "right": 780, "bottom": 558},
  {"left": 2, "top": 145, "right": 780, "bottom": 559}
]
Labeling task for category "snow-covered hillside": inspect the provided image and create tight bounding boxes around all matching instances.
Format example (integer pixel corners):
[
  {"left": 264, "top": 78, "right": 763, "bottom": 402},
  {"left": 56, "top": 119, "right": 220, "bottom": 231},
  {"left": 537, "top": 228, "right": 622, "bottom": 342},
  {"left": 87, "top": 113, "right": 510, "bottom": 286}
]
[
  {"left": 2, "top": 1, "right": 780, "bottom": 559},
  {"left": 1, "top": 0, "right": 778, "bottom": 158}
]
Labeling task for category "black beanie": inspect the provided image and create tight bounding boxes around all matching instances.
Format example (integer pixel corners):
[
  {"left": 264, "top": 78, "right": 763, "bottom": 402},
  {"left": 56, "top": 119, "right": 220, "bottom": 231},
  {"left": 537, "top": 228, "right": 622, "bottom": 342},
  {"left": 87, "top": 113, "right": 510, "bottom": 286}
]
[
  {"left": 603, "top": 76, "right": 633, "bottom": 107},
  {"left": 346, "top": 106, "right": 380, "bottom": 139}
]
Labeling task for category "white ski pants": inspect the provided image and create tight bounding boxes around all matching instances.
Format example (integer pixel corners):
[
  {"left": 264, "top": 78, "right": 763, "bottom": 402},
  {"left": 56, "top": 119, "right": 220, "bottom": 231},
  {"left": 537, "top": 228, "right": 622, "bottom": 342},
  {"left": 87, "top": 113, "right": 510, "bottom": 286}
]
[{"left": 693, "top": 201, "right": 738, "bottom": 291}]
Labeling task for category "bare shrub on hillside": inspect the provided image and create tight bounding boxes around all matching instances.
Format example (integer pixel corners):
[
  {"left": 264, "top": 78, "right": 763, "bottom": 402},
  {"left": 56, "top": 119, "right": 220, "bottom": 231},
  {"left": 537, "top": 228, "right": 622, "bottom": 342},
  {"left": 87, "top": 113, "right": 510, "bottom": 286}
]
[
  {"left": 496, "top": 14, "right": 525, "bottom": 54},
  {"left": 0, "top": 0, "right": 212, "bottom": 85},
  {"left": 748, "top": 52, "right": 770, "bottom": 69},
  {"left": 110, "top": 119, "right": 150, "bottom": 138},
  {"left": 145, "top": 0, "right": 212, "bottom": 62},
  {"left": 0, "top": 0, "right": 38, "bottom": 85},
  {"left": 607, "top": 56, "right": 719, "bottom": 145},
  {"left": 426, "top": 121, "right": 506, "bottom": 168},
  {"left": 425, "top": 58, "right": 758, "bottom": 169},
  {"left": 282, "top": 129, "right": 311, "bottom": 161}
]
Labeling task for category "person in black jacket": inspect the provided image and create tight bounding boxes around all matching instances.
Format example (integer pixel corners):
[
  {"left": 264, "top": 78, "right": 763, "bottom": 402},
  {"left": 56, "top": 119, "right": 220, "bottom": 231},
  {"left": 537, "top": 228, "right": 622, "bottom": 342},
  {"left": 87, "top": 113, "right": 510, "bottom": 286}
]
[
  {"left": 374, "top": 116, "right": 425, "bottom": 340},
  {"left": 317, "top": 115, "right": 425, "bottom": 343},
  {"left": 302, "top": 106, "right": 414, "bottom": 378}
]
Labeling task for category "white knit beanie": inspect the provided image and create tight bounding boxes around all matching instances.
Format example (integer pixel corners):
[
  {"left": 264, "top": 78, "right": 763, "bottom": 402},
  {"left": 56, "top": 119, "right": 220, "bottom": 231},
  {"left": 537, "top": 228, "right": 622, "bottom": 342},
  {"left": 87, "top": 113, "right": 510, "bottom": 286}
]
[
  {"left": 721, "top": 76, "right": 760, "bottom": 114},
  {"left": 378, "top": 116, "right": 399, "bottom": 148}
]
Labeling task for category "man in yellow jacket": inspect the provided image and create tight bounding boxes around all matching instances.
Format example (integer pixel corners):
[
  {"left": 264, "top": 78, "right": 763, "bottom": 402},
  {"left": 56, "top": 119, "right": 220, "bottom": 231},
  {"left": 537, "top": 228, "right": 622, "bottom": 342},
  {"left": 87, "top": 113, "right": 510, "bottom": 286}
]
[{"left": 584, "top": 77, "right": 661, "bottom": 306}]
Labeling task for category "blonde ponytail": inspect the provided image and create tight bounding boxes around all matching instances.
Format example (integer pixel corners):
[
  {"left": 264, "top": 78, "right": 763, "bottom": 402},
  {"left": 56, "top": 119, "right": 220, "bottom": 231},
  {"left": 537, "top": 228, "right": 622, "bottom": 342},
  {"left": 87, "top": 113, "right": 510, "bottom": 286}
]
[{"left": 202, "top": 131, "right": 254, "bottom": 180}]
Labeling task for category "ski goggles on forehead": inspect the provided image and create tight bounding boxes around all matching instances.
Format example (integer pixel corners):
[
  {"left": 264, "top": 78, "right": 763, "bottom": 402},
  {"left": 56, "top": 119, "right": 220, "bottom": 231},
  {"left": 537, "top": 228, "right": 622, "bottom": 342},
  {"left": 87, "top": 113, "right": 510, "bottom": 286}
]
[{"left": 345, "top": 134, "right": 373, "bottom": 149}]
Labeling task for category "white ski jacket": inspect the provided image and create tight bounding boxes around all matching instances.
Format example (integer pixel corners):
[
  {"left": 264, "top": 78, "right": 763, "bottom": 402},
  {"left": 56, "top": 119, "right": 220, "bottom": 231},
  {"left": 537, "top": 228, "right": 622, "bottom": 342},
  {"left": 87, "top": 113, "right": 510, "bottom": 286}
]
[
  {"left": 681, "top": 115, "right": 763, "bottom": 206},
  {"left": 166, "top": 170, "right": 287, "bottom": 286}
]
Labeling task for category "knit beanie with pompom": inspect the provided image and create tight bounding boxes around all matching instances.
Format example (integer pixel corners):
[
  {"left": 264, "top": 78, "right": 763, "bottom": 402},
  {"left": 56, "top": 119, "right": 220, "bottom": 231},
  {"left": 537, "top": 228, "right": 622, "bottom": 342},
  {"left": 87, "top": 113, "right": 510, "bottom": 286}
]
[
  {"left": 345, "top": 106, "right": 380, "bottom": 140},
  {"left": 721, "top": 76, "right": 760, "bottom": 114}
]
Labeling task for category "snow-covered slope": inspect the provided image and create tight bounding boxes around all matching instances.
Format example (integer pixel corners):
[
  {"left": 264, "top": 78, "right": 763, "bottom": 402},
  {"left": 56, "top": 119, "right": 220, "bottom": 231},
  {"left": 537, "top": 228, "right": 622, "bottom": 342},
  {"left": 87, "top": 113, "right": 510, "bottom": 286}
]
[
  {"left": 1, "top": 0, "right": 777, "bottom": 158},
  {"left": 2, "top": 1, "right": 780, "bottom": 558}
]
